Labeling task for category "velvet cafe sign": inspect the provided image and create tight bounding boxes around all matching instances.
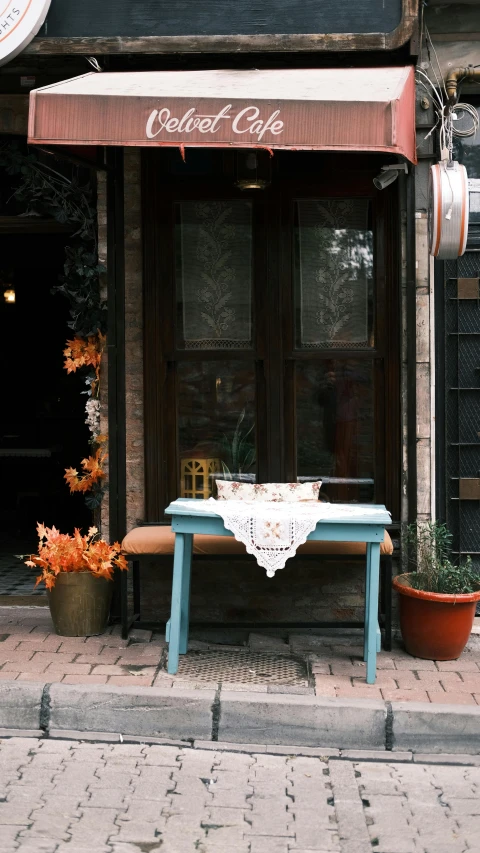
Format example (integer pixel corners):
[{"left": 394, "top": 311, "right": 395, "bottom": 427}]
[
  {"left": 146, "top": 104, "right": 285, "bottom": 143},
  {"left": 0, "top": 1, "right": 51, "bottom": 66}
]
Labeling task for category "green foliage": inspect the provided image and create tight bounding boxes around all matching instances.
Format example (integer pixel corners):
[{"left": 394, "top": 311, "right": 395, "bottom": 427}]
[
  {"left": 55, "top": 246, "right": 106, "bottom": 337},
  {"left": 220, "top": 409, "right": 256, "bottom": 478},
  {"left": 0, "top": 142, "right": 106, "bottom": 338},
  {"left": 406, "top": 521, "right": 480, "bottom": 594}
]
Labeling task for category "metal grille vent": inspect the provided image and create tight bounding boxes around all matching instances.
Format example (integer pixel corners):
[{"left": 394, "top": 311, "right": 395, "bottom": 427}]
[
  {"left": 443, "top": 256, "right": 480, "bottom": 570},
  {"left": 169, "top": 650, "right": 308, "bottom": 684}
]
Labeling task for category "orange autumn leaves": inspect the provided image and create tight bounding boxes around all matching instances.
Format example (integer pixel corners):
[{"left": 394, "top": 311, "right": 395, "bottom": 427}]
[
  {"left": 64, "top": 444, "right": 107, "bottom": 494},
  {"left": 63, "top": 333, "right": 105, "bottom": 392},
  {"left": 63, "top": 333, "right": 107, "bottom": 496},
  {"left": 26, "top": 523, "right": 127, "bottom": 590}
]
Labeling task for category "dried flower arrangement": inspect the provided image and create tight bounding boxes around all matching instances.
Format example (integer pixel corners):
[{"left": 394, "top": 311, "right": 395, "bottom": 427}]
[{"left": 26, "top": 524, "right": 127, "bottom": 590}]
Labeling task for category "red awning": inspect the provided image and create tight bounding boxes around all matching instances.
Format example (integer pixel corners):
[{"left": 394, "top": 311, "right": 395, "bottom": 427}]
[{"left": 28, "top": 66, "right": 416, "bottom": 163}]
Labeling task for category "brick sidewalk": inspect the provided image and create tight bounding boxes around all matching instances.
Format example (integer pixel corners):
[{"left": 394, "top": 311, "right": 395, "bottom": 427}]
[{"left": 1, "top": 607, "right": 479, "bottom": 705}]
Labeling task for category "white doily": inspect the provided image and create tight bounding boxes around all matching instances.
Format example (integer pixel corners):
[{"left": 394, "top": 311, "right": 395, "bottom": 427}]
[{"left": 173, "top": 499, "right": 390, "bottom": 578}]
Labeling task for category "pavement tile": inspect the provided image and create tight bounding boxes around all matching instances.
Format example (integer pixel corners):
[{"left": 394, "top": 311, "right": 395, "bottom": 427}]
[
  {"left": 0, "top": 636, "right": 21, "bottom": 649},
  {"left": 75, "top": 654, "right": 121, "bottom": 665},
  {"left": 15, "top": 638, "right": 63, "bottom": 652},
  {"left": 427, "top": 691, "right": 477, "bottom": 705},
  {"left": 373, "top": 657, "right": 400, "bottom": 670},
  {"left": 62, "top": 675, "right": 109, "bottom": 685},
  {"left": 97, "top": 637, "right": 130, "bottom": 648},
  {"left": 45, "top": 663, "right": 93, "bottom": 675},
  {"left": 352, "top": 673, "right": 397, "bottom": 689},
  {"left": 381, "top": 688, "right": 430, "bottom": 702},
  {"left": 334, "top": 685, "right": 383, "bottom": 699},
  {"left": 91, "top": 665, "right": 134, "bottom": 675},
  {"left": 32, "top": 652, "right": 77, "bottom": 665},
  {"left": 329, "top": 663, "right": 367, "bottom": 677},
  {"left": 435, "top": 659, "right": 480, "bottom": 671},
  {"left": 107, "top": 676, "right": 155, "bottom": 686},
  {"left": 310, "top": 664, "right": 331, "bottom": 674},
  {"left": 115, "top": 653, "right": 159, "bottom": 665},
  {"left": 0, "top": 670, "right": 20, "bottom": 679},
  {"left": 456, "top": 675, "right": 480, "bottom": 690},
  {"left": 1, "top": 659, "right": 48, "bottom": 672},
  {"left": 83, "top": 639, "right": 108, "bottom": 651},
  {"left": 313, "top": 677, "right": 341, "bottom": 697},
  {"left": 0, "top": 651, "right": 37, "bottom": 664},
  {"left": 15, "top": 672, "right": 45, "bottom": 681},
  {"left": 416, "top": 671, "right": 463, "bottom": 685},
  {"left": 393, "top": 658, "right": 438, "bottom": 670},
  {"left": 394, "top": 673, "right": 422, "bottom": 689}
]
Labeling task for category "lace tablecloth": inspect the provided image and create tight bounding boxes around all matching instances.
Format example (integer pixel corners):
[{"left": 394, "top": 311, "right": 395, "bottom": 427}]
[{"left": 174, "top": 499, "right": 391, "bottom": 577}]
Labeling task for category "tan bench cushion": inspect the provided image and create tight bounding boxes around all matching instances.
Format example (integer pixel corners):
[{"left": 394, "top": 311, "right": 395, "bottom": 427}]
[{"left": 122, "top": 526, "right": 393, "bottom": 557}]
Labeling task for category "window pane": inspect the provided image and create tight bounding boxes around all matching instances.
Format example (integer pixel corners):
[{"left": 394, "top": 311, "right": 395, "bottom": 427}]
[
  {"left": 295, "top": 199, "right": 374, "bottom": 349},
  {"left": 178, "top": 361, "right": 256, "bottom": 497},
  {"left": 296, "top": 360, "right": 374, "bottom": 502},
  {"left": 176, "top": 200, "right": 253, "bottom": 350}
]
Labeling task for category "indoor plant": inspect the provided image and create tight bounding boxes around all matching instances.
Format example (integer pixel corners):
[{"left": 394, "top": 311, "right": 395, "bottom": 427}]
[
  {"left": 26, "top": 523, "right": 127, "bottom": 637},
  {"left": 393, "top": 522, "right": 480, "bottom": 660}
]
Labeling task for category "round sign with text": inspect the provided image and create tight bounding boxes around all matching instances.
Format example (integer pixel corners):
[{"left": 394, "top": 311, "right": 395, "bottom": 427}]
[{"left": 0, "top": 1, "right": 51, "bottom": 66}]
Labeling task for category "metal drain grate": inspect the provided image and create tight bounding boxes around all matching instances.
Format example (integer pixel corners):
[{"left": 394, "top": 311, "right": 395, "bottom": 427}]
[{"left": 170, "top": 650, "right": 308, "bottom": 685}]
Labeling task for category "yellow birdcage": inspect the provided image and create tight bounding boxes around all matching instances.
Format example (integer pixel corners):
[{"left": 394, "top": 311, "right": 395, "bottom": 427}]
[{"left": 180, "top": 454, "right": 221, "bottom": 499}]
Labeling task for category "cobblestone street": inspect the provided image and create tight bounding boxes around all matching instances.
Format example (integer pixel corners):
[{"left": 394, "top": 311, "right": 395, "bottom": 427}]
[{"left": 0, "top": 737, "right": 479, "bottom": 853}]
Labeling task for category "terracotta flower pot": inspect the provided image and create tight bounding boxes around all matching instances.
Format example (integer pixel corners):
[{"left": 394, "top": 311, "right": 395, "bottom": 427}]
[
  {"left": 393, "top": 573, "right": 480, "bottom": 660},
  {"left": 47, "top": 572, "right": 113, "bottom": 637}
]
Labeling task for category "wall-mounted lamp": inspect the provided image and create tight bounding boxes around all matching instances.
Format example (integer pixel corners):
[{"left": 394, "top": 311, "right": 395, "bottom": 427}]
[
  {"left": 373, "top": 163, "right": 408, "bottom": 191},
  {"left": 235, "top": 151, "right": 271, "bottom": 190},
  {"left": 3, "top": 288, "right": 15, "bottom": 304}
]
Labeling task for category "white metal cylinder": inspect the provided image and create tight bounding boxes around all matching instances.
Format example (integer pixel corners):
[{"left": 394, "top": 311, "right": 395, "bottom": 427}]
[{"left": 429, "top": 161, "right": 469, "bottom": 259}]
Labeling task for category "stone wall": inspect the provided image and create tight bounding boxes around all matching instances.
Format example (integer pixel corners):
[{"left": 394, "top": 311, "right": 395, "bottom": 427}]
[
  {"left": 98, "top": 169, "right": 109, "bottom": 540},
  {"left": 124, "top": 150, "right": 145, "bottom": 532},
  {"left": 139, "top": 557, "right": 372, "bottom": 627},
  {"left": 99, "top": 150, "right": 144, "bottom": 540}
]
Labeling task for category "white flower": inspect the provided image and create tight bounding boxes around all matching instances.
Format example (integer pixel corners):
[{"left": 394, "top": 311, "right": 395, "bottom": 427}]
[{"left": 85, "top": 398, "right": 101, "bottom": 437}]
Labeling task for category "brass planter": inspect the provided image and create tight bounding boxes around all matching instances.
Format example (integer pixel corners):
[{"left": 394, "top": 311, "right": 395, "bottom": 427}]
[{"left": 47, "top": 572, "right": 113, "bottom": 637}]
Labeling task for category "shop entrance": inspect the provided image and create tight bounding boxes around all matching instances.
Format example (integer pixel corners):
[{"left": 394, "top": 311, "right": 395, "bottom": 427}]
[
  {"left": 0, "top": 229, "right": 90, "bottom": 598},
  {"left": 143, "top": 150, "right": 400, "bottom": 522}
]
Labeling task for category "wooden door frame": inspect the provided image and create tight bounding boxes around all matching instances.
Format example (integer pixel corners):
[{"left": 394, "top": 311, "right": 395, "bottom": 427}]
[{"left": 142, "top": 151, "right": 401, "bottom": 521}]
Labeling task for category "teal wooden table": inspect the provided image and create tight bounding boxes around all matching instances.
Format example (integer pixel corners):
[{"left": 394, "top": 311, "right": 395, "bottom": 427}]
[{"left": 164, "top": 499, "right": 391, "bottom": 683}]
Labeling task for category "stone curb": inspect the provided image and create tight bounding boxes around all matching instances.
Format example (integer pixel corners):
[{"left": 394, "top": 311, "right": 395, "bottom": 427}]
[{"left": 0, "top": 681, "right": 479, "bottom": 754}]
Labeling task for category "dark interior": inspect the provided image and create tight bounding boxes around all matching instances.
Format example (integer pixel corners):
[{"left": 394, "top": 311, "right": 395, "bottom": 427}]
[{"left": 0, "top": 231, "right": 90, "bottom": 544}]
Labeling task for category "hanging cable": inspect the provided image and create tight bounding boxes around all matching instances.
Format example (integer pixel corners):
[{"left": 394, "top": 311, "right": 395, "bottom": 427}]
[{"left": 86, "top": 57, "right": 103, "bottom": 72}]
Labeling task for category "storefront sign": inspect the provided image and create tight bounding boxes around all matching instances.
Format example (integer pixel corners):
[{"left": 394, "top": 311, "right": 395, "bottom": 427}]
[
  {"left": 146, "top": 105, "right": 284, "bottom": 144},
  {"left": 0, "top": 1, "right": 51, "bottom": 67},
  {"left": 28, "top": 67, "right": 417, "bottom": 164}
]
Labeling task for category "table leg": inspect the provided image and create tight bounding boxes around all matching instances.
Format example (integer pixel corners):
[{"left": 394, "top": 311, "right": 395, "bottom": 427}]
[
  {"left": 365, "top": 541, "right": 381, "bottom": 684},
  {"left": 179, "top": 533, "right": 193, "bottom": 655},
  {"left": 363, "top": 553, "right": 371, "bottom": 663},
  {"left": 168, "top": 532, "right": 186, "bottom": 675}
]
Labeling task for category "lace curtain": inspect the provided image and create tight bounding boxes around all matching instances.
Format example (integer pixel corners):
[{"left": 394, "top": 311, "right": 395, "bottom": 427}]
[
  {"left": 296, "top": 199, "right": 373, "bottom": 349},
  {"left": 178, "top": 200, "right": 253, "bottom": 349}
]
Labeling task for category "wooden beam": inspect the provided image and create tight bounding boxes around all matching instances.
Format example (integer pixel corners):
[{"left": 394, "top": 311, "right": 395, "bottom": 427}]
[{"left": 24, "top": 15, "right": 417, "bottom": 56}]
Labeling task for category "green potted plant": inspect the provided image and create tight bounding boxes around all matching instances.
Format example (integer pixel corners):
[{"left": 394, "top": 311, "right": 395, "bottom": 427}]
[
  {"left": 26, "top": 523, "right": 128, "bottom": 637},
  {"left": 393, "top": 521, "right": 480, "bottom": 660}
]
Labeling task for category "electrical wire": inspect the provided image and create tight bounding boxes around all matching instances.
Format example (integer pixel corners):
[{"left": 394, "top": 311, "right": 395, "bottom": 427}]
[
  {"left": 451, "top": 103, "right": 479, "bottom": 139},
  {"left": 417, "top": 28, "right": 479, "bottom": 162}
]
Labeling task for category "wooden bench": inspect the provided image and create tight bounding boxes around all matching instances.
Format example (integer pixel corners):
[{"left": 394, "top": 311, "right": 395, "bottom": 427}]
[{"left": 120, "top": 524, "right": 394, "bottom": 649}]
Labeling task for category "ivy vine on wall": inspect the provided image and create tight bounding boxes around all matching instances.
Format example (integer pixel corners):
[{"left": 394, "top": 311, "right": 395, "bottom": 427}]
[{"left": 0, "top": 142, "right": 107, "bottom": 511}]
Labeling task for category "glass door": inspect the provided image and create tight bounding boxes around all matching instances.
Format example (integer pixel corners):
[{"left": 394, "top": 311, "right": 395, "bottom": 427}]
[
  {"left": 143, "top": 152, "right": 399, "bottom": 518},
  {"left": 282, "top": 193, "right": 383, "bottom": 503}
]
